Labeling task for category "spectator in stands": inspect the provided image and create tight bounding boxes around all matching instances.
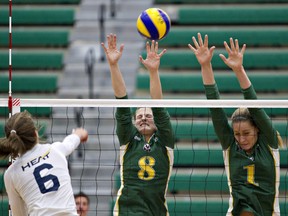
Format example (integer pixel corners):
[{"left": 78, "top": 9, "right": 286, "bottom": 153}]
[
  {"left": 189, "top": 33, "right": 283, "bottom": 216},
  {"left": 101, "top": 33, "right": 175, "bottom": 216},
  {"left": 0, "top": 110, "right": 88, "bottom": 216},
  {"left": 75, "top": 192, "right": 90, "bottom": 216}
]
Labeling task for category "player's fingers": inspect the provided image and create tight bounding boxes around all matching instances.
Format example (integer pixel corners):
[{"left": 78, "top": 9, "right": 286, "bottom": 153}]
[
  {"left": 139, "top": 55, "right": 144, "bottom": 63},
  {"left": 240, "top": 44, "right": 246, "bottom": 55},
  {"left": 219, "top": 53, "right": 227, "bottom": 63},
  {"left": 204, "top": 34, "right": 209, "bottom": 47},
  {"left": 155, "top": 41, "right": 159, "bottom": 53},
  {"left": 146, "top": 41, "right": 151, "bottom": 53},
  {"left": 106, "top": 34, "right": 110, "bottom": 47},
  {"left": 188, "top": 44, "right": 196, "bottom": 53},
  {"left": 235, "top": 39, "right": 239, "bottom": 52},
  {"left": 81, "top": 133, "right": 88, "bottom": 142},
  {"left": 158, "top": 48, "right": 167, "bottom": 57},
  {"left": 119, "top": 44, "right": 124, "bottom": 54},
  {"left": 192, "top": 36, "right": 199, "bottom": 49},
  {"left": 108, "top": 34, "right": 113, "bottom": 48},
  {"left": 151, "top": 40, "right": 155, "bottom": 52},
  {"left": 111, "top": 34, "right": 117, "bottom": 49},
  {"left": 229, "top": 37, "right": 235, "bottom": 51},
  {"left": 210, "top": 46, "right": 216, "bottom": 55},
  {"left": 101, "top": 43, "right": 107, "bottom": 53},
  {"left": 224, "top": 41, "right": 232, "bottom": 54},
  {"left": 198, "top": 32, "right": 204, "bottom": 46}
]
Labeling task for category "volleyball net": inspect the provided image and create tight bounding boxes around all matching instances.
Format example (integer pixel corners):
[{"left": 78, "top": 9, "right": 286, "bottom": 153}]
[{"left": 0, "top": 98, "right": 288, "bottom": 216}]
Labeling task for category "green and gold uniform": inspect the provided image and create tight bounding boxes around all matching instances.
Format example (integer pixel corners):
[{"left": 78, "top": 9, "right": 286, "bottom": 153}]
[
  {"left": 205, "top": 84, "right": 280, "bottom": 216},
  {"left": 113, "top": 96, "right": 174, "bottom": 216}
]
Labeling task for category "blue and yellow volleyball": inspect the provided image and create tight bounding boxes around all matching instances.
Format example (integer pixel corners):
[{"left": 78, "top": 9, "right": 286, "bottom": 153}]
[{"left": 137, "top": 8, "right": 171, "bottom": 41}]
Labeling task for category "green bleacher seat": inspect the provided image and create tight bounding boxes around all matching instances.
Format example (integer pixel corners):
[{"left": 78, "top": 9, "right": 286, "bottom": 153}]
[
  {"left": 160, "top": 27, "right": 288, "bottom": 47},
  {"left": 172, "top": 120, "right": 217, "bottom": 141},
  {"left": 169, "top": 172, "right": 229, "bottom": 193},
  {"left": 0, "top": 74, "right": 57, "bottom": 93},
  {"left": 0, "top": 173, "right": 4, "bottom": 193},
  {"left": 178, "top": 6, "right": 288, "bottom": 25},
  {"left": 0, "top": 199, "right": 9, "bottom": 216},
  {"left": 167, "top": 199, "right": 228, "bottom": 216},
  {"left": 140, "top": 49, "right": 288, "bottom": 70},
  {"left": 0, "top": 107, "right": 52, "bottom": 117},
  {"left": 0, "top": 159, "right": 8, "bottom": 167},
  {"left": 0, "top": 29, "right": 70, "bottom": 47},
  {"left": 0, "top": 51, "right": 63, "bottom": 69},
  {"left": 114, "top": 170, "right": 228, "bottom": 193},
  {"left": 174, "top": 148, "right": 288, "bottom": 168},
  {"left": 0, "top": 7, "right": 75, "bottom": 25},
  {"left": 155, "top": 0, "right": 288, "bottom": 3},
  {"left": 172, "top": 121, "right": 288, "bottom": 143},
  {"left": 137, "top": 72, "right": 288, "bottom": 93},
  {"left": 174, "top": 148, "right": 224, "bottom": 167}
]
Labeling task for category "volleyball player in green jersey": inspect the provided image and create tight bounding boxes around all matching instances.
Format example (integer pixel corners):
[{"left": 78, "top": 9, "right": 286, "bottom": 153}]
[
  {"left": 101, "top": 34, "right": 174, "bottom": 216},
  {"left": 189, "top": 33, "right": 283, "bottom": 216}
]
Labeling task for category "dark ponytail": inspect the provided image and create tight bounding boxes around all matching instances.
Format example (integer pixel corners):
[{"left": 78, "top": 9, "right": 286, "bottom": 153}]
[{"left": 0, "top": 111, "right": 37, "bottom": 159}]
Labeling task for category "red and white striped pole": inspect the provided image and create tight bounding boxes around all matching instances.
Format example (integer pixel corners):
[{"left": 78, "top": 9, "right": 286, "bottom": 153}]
[
  {"left": 8, "top": 1, "right": 13, "bottom": 216},
  {"left": 8, "top": 0, "right": 13, "bottom": 118}
]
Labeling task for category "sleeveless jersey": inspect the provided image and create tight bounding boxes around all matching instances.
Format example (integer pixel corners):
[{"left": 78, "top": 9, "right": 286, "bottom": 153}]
[
  {"left": 205, "top": 84, "right": 280, "bottom": 216},
  {"left": 113, "top": 97, "right": 174, "bottom": 216}
]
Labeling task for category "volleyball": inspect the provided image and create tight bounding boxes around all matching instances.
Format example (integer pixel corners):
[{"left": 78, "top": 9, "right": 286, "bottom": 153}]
[{"left": 136, "top": 8, "right": 171, "bottom": 41}]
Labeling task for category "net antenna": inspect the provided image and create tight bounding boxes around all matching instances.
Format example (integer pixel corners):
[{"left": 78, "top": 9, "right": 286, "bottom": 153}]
[
  {"left": 7, "top": 0, "right": 20, "bottom": 118},
  {"left": 7, "top": 1, "right": 20, "bottom": 215},
  {"left": 8, "top": 0, "right": 12, "bottom": 215},
  {"left": 8, "top": 0, "right": 13, "bottom": 117}
]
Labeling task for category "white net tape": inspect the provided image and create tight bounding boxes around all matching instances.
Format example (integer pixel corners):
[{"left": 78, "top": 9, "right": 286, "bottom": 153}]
[{"left": 1, "top": 98, "right": 288, "bottom": 108}]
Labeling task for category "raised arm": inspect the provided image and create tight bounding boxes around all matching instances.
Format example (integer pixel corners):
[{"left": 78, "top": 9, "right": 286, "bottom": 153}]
[
  {"left": 219, "top": 38, "right": 250, "bottom": 90},
  {"left": 101, "top": 33, "right": 126, "bottom": 98},
  {"left": 53, "top": 128, "right": 88, "bottom": 156},
  {"left": 221, "top": 39, "right": 280, "bottom": 147},
  {"left": 188, "top": 33, "right": 215, "bottom": 85},
  {"left": 189, "top": 33, "right": 233, "bottom": 149},
  {"left": 139, "top": 40, "right": 166, "bottom": 99}
]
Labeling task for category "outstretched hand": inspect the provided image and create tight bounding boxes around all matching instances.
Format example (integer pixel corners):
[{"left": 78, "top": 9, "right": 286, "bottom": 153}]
[
  {"left": 139, "top": 40, "right": 166, "bottom": 73},
  {"left": 73, "top": 128, "right": 88, "bottom": 143},
  {"left": 101, "top": 33, "right": 124, "bottom": 65},
  {"left": 219, "top": 38, "right": 246, "bottom": 72},
  {"left": 188, "top": 33, "right": 215, "bottom": 66}
]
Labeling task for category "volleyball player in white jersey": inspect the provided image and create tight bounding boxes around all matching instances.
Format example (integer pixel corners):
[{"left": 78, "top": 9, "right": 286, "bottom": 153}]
[{"left": 0, "top": 110, "right": 88, "bottom": 216}]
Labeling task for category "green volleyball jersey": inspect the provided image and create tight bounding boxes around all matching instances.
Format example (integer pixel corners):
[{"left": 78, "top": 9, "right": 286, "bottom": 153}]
[
  {"left": 113, "top": 96, "right": 175, "bottom": 216},
  {"left": 205, "top": 84, "right": 280, "bottom": 216}
]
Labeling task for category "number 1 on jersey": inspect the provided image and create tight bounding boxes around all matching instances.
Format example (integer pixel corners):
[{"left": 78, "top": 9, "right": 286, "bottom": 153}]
[{"left": 244, "top": 164, "right": 259, "bottom": 186}]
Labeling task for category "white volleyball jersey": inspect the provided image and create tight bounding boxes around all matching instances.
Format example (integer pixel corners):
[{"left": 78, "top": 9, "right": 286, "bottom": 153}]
[{"left": 4, "top": 134, "right": 81, "bottom": 216}]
